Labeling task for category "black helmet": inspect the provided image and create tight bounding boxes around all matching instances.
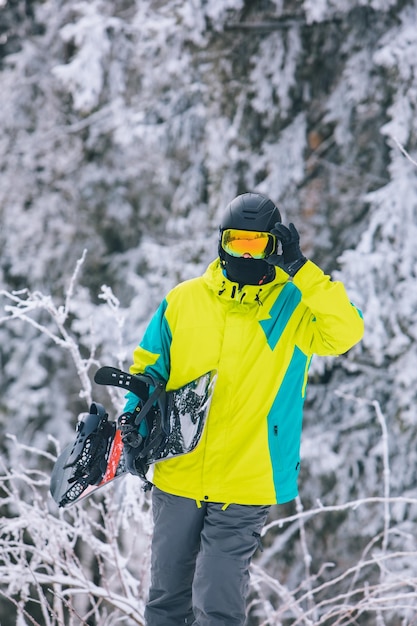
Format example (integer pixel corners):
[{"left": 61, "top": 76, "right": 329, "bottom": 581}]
[
  {"left": 220, "top": 192, "right": 281, "bottom": 232},
  {"left": 218, "top": 193, "right": 281, "bottom": 286}
]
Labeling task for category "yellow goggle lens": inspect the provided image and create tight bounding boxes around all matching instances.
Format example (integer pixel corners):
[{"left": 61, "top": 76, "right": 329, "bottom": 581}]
[{"left": 221, "top": 229, "right": 275, "bottom": 259}]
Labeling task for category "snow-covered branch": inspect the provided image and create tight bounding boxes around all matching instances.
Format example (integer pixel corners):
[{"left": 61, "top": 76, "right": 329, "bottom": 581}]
[
  {"left": 0, "top": 438, "right": 150, "bottom": 625},
  {"left": 0, "top": 252, "right": 128, "bottom": 409}
]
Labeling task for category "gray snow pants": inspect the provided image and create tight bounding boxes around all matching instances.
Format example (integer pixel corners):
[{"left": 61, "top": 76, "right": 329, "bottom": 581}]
[{"left": 144, "top": 487, "right": 270, "bottom": 626}]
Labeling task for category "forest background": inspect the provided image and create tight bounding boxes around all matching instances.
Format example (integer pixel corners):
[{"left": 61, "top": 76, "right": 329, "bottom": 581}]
[{"left": 1, "top": 0, "right": 417, "bottom": 624}]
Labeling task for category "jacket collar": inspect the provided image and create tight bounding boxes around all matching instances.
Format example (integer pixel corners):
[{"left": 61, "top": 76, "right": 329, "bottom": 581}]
[{"left": 203, "top": 258, "right": 289, "bottom": 306}]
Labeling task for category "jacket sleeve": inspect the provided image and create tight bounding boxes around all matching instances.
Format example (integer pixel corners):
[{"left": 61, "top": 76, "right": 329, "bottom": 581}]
[
  {"left": 123, "top": 298, "right": 172, "bottom": 412},
  {"left": 292, "top": 260, "right": 364, "bottom": 356}
]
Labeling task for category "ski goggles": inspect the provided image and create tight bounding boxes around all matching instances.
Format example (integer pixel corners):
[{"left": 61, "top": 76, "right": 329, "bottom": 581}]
[{"left": 221, "top": 229, "right": 276, "bottom": 259}]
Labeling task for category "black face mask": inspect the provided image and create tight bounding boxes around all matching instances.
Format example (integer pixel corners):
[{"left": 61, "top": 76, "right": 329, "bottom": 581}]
[{"left": 219, "top": 250, "right": 275, "bottom": 286}]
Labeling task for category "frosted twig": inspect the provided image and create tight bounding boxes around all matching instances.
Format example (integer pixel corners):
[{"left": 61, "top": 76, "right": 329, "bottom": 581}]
[
  {"left": 64, "top": 249, "right": 88, "bottom": 318},
  {"left": 98, "top": 283, "right": 127, "bottom": 371},
  {"left": 295, "top": 496, "right": 317, "bottom": 621},
  {"left": 372, "top": 399, "right": 391, "bottom": 553},
  {"left": 6, "top": 434, "right": 59, "bottom": 463},
  {"left": 390, "top": 135, "right": 417, "bottom": 169},
  {"left": 251, "top": 563, "right": 315, "bottom": 625},
  {"left": 335, "top": 391, "right": 391, "bottom": 553},
  {"left": 263, "top": 495, "right": 415, "bottom": 533},
  {"left": 0, "top": 253, "right": 99, "bottom": 407},
  {"left": 0, "top": 591, "right": 42, "bottom": 626}
]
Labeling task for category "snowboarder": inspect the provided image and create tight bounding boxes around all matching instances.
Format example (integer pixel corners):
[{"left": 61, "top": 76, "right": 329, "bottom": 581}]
[{"left": 123, "top": 192, "right": 364, "bottom": 626}]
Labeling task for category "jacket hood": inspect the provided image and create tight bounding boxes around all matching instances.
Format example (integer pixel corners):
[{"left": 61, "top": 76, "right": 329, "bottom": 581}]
[{"left": 203, "top": 258, "right": 289, "bottom": 306}]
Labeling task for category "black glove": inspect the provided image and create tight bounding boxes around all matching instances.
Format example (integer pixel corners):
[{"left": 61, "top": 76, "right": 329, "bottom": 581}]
[
  {"left": 267, "top": 222, "right": 307, "bottom": 276},
  {"left": 118, "top": 412, "right": 143, "bottom": 448}
]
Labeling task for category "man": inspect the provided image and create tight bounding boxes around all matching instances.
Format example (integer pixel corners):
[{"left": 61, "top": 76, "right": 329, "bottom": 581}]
[{"left": 123, "top": 192, "right": 364, "bottom": 626}]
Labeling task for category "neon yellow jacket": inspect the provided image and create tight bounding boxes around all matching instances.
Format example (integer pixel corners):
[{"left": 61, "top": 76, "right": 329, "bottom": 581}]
[{"left": 126, "top": 258, "right": 364, "bottom": 505}]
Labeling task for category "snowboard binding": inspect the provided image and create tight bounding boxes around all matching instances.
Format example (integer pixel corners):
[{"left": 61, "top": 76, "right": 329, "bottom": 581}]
[{"left": 50, "top": 402, "right": 116, "bottom": 507}]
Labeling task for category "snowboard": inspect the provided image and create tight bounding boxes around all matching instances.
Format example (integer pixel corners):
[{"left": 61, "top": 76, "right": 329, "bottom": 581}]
[{"left": 50, "top": 367, "right": 217, "bottom": 508}]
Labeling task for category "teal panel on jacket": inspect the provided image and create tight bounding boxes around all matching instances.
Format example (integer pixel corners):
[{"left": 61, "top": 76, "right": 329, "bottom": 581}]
[
  {"left": 259, "top": 283, "right": 301, "bottom": 350},
  {"left": 124, "top": 299, "right": 172, "bottom": 413},
  {"left": 267, "top": 346, "right": 308, "bottom": 502},
  {"left": 140, "top": 298, "right": 172, "bottom": 382}
]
